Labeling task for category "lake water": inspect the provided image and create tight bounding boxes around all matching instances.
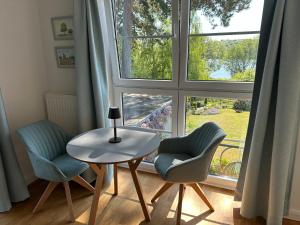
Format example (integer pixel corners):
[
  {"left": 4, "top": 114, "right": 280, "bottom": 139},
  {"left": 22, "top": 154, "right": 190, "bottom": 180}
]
[{"left": 210, "top": 67, "right": 231, "bottom": 79}]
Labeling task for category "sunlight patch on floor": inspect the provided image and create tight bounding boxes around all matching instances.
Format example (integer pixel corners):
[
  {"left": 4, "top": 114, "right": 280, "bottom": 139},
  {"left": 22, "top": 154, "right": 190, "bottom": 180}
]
[{"left": 76, "top": 208, "right": 90, "bottom": 224}]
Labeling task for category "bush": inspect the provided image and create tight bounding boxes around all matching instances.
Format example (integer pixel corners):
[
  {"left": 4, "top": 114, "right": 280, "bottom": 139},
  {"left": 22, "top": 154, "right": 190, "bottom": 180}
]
[
  {"left": 233, "top": 100, "right": 251, "bottom": 112},
  {"left": 209, "top": 158, "right": 230, "bottom": 175}
]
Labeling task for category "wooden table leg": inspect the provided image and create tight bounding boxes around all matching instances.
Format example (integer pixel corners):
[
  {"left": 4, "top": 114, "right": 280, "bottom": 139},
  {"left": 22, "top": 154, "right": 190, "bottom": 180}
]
[
  {"left": 113, "top": 164, "right": 118, "bottom": 196},
  {"left": 88, "top": 164, "right": 105, "bottom": 225},
  {"left": 128, "top": 158, "right": 150, "bottom": 222}
]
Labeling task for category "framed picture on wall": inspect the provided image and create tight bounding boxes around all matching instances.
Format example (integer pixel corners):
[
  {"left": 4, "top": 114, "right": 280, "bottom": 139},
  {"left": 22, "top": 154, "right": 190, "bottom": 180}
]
[
  {"left": 51, "top": 16, "right": 74, "bottom": 40},
  {"left": 54, "top": 46, "right": 75, "bottom": 68}
]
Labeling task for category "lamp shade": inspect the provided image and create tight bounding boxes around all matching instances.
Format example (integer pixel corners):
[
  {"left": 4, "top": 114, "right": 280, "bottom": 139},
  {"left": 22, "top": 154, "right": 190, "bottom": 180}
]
[{"left": 108, "top": 107, "right": 121, "bottom": 119}]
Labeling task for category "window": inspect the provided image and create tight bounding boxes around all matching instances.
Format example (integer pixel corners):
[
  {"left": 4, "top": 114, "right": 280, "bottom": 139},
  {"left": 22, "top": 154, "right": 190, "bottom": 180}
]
[
  {"left": 187, "top": 34, "right": 259, "bottom": 82},
  {"left": 186, "top": 0, "right": 261, "bottom": 82},
  {"left": 184, "top": 95, "right": 251, "bottom": 178},
  {"left": 112, "top": 0, "right": 263, "bottom": 186},
  {"left": 114, "top": 0, "right": 179, "bottom": 84},
  {"left": 122, "top": 93, "right": 172, "bottom": 133}
]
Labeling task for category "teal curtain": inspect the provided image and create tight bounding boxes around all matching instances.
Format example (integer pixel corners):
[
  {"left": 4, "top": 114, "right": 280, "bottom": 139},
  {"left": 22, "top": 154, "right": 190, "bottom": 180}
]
[
  {"left": 73, "top": 0, "right": 113, "bottom": 186},
  {"left": 0, "top": 89, "right": 29, "bottom": 212},
  {"left": 236, "top": 0, "right": 300, "bottom": 224},
  {"left": 235, "top": 0, "right": 278, "bottom": 200}
]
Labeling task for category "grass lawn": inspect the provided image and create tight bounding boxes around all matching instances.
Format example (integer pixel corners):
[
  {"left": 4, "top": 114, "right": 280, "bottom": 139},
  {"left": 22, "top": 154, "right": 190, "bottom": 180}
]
[{"left": 186, "top": 108, "right": 250, "bottom": 141}]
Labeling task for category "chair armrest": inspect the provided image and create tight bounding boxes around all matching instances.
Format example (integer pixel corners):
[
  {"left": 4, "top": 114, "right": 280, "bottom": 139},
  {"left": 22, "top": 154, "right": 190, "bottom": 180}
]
[
  {"left": 28, "top": 152, "right": 66, "bottom": 182},
  {"left": 164, "top": 153, "right": 212, "bottom": 183},
  {"left": 158, "top": 137, "right": 189, "bottom": 155}
]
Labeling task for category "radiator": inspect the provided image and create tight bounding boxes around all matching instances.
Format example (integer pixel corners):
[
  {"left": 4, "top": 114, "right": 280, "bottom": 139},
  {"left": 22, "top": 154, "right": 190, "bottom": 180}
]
[{"left": 45, "top": 93, "right": 78, "bottom": 135}]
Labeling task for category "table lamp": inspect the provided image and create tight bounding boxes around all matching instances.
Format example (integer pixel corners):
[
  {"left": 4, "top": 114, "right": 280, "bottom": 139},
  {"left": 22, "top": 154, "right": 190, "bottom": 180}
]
[{"left": 108, "top": 107, "right": 121, "bottom": 143}]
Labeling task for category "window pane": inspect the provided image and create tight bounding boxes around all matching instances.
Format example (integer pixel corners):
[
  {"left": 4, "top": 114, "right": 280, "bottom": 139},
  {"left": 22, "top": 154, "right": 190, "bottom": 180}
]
[
  {"left": 122, "top": 92, "right": 172, "bottom": 163},
  {"left": 122, "top": 93, "right": 172, "bottom": 132},
  {"left": 188, "top": 34, "right": 259, "bottom": 81},
  {"left": 115, "top": 0, "right": 172, "bottom": 36},
  {"left": 117, "top": 37, "right": 172, "bottom": 80},
  {"left": 189, "top": 0, "right": 263, "bottom": 34},
  {"left": 185, "top": 97, "right": 251, "bottom": 179},
  {"left": 144, "top": 132, "right": 172, "bottom": 163}
]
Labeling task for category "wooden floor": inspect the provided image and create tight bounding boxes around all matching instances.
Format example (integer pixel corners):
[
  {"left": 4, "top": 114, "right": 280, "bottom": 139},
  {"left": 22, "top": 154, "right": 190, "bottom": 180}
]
[{"left": 0, "top": 168, "right": 299, "bottom": 225}]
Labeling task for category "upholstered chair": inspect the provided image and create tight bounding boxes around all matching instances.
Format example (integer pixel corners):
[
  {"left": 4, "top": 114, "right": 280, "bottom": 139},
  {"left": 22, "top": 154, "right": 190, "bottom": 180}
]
[
  {"left": 17, "top": 120, "right": 94, "bottom": 222},
  {"left": 151, "top": 122, "right": 226, "bottom": 225}
]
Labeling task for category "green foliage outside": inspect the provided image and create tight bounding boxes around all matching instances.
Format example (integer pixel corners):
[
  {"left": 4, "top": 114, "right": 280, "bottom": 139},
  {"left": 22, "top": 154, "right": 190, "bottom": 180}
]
[
  {"left": 233, "top": 100, "right": 251, "bottom": 112},
  {"left": 115, "top": 0, "right": 259, "bottom": 81}
]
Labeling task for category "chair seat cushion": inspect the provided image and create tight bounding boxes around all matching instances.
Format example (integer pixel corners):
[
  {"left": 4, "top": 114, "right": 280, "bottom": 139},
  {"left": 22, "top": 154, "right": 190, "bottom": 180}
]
[
  {"left": 154, "top": 153, "right": 192, "bottom": 181},
  {"left": 52, "top": 154, "right": 89, "bottom": 179}
]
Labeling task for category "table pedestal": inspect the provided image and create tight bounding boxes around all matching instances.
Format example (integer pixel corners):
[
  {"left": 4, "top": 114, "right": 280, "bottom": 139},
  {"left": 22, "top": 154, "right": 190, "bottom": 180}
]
[{"left": 88, "top": 158, "right": 150, "bottom": 225}]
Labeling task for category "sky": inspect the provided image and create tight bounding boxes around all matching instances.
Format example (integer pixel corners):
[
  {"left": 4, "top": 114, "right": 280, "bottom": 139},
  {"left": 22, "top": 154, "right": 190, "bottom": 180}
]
[{"left": 196, "top": 0, "right": 264, "bottom": 40}]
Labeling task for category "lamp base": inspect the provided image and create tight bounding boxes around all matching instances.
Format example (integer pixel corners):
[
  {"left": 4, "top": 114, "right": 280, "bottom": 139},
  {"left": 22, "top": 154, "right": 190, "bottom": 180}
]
[{"left": 109, "top": 137, "right": 122, "bottom": 143}]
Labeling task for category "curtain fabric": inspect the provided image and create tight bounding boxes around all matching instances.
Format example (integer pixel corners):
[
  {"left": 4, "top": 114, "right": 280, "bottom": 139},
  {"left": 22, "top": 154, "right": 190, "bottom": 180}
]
[
  {"left": 235, "top": 0, "right": 278, "bottom": 201},
  {"left": 0, "top": 89, "right": 29, "bottom": 212},
  {"left": 236, "top": 0, "right": 300, "bottom": 224},
  {"left": 74, "top": 0, "right": 113, "bottom": 187}
]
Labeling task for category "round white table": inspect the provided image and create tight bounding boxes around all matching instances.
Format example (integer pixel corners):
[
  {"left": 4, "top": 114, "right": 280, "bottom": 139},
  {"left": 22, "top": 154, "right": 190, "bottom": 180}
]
[{"left": 67, "top": 127, "right": 160, "bottom": 225}]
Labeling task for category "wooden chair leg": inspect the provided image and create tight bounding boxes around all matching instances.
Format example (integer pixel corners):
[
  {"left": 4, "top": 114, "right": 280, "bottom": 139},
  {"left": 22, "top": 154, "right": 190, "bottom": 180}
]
[
  {"left": 33, "top": 182, "right": 59, "bottom": 213},
  {"left": 113, "top": 164, "right": 118, "bottom": 196},
  {"left": 176, "top": 184, "right": 185, "bottom": 225},
  {"left": 189, "top": 183, "right": 214, "bottom": 211},
  {"left": 63, "top": 182, "right": 75, "bottom": 222},
  {"left": 151, "top": 182, "right": 173, "bottom": 203},
  {"left": 73, "top": 176, "right": 95, "bottom": 193}
]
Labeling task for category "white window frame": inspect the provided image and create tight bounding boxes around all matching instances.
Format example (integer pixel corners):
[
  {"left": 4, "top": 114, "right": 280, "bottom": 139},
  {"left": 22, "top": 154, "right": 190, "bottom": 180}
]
[{"left": 110, "top": 0, "right": 261, "bottom": 189}]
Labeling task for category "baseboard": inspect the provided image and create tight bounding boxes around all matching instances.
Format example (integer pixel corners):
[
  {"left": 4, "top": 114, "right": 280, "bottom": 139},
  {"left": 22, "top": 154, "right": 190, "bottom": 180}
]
[{"left": 286, "top": 209, "right": 300, "bottom": 221}]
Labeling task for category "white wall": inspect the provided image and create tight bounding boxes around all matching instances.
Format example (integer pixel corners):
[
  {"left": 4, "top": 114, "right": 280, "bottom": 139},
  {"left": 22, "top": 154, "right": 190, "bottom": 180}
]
[
  {"left": 38, "top": 0, "right": 76, "bottom": 95},
  {"left": 0, "top": 0, "right": 49, "bottom": 183}
]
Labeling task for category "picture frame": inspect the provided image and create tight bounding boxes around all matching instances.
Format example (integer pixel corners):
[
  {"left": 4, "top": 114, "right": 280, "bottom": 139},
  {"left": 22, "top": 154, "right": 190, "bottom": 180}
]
[
  {"left": 51, "top": 16, "right": 74, "bottom": 40},
  {"left": 54, "top": 46, "right": 75, "bottom": 68}
]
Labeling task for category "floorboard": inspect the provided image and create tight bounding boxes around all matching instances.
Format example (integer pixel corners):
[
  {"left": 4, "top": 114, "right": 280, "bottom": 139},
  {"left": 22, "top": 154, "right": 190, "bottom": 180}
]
[{"left": 0, "top": 168, "right": 299, "bottom": 225}]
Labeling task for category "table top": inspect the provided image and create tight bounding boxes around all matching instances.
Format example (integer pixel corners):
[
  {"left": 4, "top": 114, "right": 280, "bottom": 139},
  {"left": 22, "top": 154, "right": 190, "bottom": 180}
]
[{"left": 66, "top": 127, "right": 160, "bottom": 164}]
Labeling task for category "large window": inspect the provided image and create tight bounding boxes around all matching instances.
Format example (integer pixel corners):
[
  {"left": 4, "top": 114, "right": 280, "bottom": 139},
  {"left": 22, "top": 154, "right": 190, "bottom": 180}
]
[
  {"left": 187, "top": 0, "right": 260, "bottom": 82},
  {"left": 112, "top": 0, "right": 263, "bottom": 186},
  {"left": 114, "top": 0, "right": 178, "bottom": 81}
]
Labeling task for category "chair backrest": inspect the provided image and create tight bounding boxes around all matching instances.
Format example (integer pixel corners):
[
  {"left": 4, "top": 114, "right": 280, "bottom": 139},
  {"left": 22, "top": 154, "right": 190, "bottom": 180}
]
[
  {"left": 17, "top": 120, "right": 70, "bottom": 161},
  {"left": 186, "top": 122, "right": 226, "bottom": 158}
]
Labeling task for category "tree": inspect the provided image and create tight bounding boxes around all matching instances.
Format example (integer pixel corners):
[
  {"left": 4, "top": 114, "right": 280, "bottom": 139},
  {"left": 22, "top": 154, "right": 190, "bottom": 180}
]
[
  {"left": 191, "top": 0, "right": 251, "bottom": 28},
  {"left": 223, "top": 38, "right": 259, "bottom": 75},
  {"left": 115, "top": 0, "right": 254, "bottom": 80},
  {"left": 60, "top": 22, "right": 67, "bottom": 34},
  {"left": 188, "top": 13, "right": 210, "bottom": 80},
  {"left": 232, "top": 68, "right": 255, "bottom": 82}
]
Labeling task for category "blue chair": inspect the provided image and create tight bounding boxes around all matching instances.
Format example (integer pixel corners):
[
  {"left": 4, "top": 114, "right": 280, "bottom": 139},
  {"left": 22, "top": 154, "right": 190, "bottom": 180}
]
[
  {"left": 151, "top": 122, "right": 226, "bottom": 225},
  {"left": 17, "top": 120, "right": 94, "bottom": 222}
]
